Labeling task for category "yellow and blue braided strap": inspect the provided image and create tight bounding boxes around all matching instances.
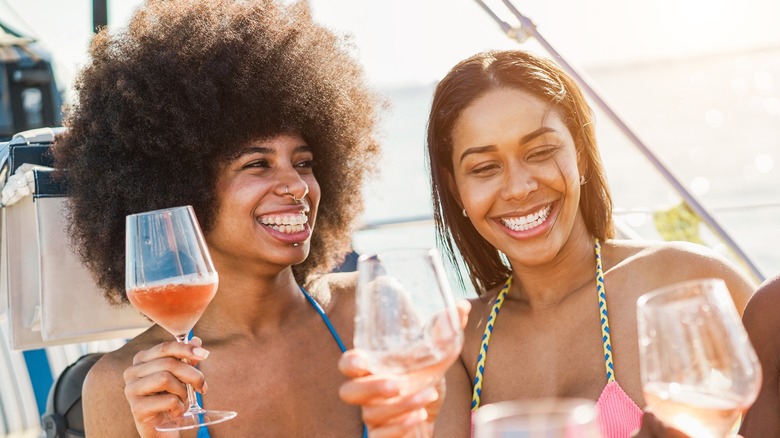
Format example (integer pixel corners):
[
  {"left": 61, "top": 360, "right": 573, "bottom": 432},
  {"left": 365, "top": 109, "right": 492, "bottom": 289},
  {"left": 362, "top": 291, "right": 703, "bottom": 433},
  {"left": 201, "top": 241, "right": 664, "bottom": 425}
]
[
  {"left": 471, "top": 276, "right": 512, "bottom": 411},
  {"left": 595, "top": 238, "right": 615, "bottom": 383}
]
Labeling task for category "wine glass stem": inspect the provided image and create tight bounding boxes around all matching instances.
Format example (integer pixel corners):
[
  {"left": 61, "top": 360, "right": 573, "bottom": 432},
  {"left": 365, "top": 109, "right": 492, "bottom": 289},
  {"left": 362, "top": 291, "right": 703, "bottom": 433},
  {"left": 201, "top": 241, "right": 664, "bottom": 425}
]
[{"left": 176, "top": 333, "right": 204, "bottom": 413}]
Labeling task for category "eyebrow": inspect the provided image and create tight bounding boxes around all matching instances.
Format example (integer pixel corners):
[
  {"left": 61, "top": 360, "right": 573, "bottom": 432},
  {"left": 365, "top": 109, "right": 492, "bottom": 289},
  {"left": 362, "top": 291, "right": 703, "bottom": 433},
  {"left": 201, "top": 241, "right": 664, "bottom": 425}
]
[
  {"left": 235, "top": 144, "right": 312, "bottom": 158},
  {"left": 458, "top": 127, "right": 557, "bottom": 164}
]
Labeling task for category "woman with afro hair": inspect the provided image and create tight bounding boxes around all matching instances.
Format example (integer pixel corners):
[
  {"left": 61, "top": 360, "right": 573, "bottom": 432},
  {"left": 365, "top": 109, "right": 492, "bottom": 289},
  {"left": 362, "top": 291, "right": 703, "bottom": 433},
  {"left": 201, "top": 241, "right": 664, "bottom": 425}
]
[{"left": 53, "top": 0, "right": 444, "bottom": 435}]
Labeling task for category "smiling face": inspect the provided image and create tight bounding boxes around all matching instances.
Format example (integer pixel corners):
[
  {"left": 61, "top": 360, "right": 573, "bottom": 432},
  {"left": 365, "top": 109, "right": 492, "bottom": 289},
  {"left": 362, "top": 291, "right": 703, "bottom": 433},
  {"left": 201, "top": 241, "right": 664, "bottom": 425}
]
[
  {"left": 206, "top": 134, "right": 321, "bottom": 274},
  {"left": 450, "top": 87, "right": 587, "bottom": 266}
]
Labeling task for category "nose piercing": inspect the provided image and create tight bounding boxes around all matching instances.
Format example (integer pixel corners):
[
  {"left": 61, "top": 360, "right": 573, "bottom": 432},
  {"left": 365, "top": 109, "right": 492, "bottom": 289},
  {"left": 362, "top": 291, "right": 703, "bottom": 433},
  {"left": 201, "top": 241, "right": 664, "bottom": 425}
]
[{"left": 285, "top": 184, "right": 303, "bottom": 204}]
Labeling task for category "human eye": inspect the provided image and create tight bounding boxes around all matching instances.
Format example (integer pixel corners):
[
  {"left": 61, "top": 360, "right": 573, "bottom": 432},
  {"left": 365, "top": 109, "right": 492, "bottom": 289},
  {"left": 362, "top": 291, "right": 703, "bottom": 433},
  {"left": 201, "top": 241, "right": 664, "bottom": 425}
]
[
  {"left": 468, "top": 162, "right": 500, "bottom": 176},
  {"left": 527, "top": 146, "right": 558, "bottom": 161},
  {"left": 294, "top": 157, "right": 314, "bottom": 169},
  {"left": 243, "top": 158, "right": 270, "bottom": 169}
]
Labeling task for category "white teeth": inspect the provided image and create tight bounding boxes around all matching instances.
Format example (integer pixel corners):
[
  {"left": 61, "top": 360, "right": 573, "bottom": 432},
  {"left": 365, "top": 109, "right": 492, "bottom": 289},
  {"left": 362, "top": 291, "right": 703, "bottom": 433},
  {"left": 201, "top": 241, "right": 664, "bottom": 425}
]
[
  {"left": 501, "top": 205, "right": 551, "bottom": 231},
  {"left": 266, "top": 223, "right": 305, "bottom": 233},
  {"left": 258, "top": 212, "right": 308, "bottom": 233}
]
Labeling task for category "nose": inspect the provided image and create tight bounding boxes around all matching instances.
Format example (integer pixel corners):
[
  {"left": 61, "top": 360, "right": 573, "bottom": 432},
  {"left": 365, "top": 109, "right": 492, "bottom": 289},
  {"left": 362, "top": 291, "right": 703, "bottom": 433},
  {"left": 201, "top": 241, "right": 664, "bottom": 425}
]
[
  {"left": 278, "top": 171, "right": 309, "bottom": 203},
  {"left": 501, "top": 162, "right": 538, "bottom": 201}
]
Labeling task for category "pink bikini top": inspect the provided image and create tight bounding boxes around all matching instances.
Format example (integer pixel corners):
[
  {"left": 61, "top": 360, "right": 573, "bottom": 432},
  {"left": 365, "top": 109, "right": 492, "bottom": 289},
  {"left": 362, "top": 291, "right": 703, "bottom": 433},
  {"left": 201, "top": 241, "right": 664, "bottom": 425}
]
[{"left": 470, "top": 239, "right": 643, "bottom": 437}]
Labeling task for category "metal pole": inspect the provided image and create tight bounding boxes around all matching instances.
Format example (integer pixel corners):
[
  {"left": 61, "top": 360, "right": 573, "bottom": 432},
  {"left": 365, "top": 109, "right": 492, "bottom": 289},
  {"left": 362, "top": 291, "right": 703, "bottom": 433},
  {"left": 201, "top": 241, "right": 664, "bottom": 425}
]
[
  {"left": 93, "top": 0, "right": 108, "bottom": 33},
  {"left": 474, "top": 0, "right": 765, "bottom": 283}
]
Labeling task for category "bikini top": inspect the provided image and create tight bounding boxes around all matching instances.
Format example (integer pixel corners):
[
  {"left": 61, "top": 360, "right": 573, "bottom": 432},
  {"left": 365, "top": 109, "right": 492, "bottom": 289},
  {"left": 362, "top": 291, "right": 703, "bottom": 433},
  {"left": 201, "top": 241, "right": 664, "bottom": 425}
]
[
  {"left": 470, "top": 238, "right": 643, "bottom": 437},
  {"left": 195, "top": 286, "right": 368, "bottom": 438}
]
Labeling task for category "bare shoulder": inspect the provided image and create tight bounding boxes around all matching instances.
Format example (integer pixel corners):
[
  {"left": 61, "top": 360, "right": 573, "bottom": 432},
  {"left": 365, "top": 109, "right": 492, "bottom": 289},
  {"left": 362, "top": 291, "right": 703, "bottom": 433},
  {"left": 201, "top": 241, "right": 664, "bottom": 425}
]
[
  {"left": 85, "top": 328, "right": 163, "bottom": 390},
  {"left": 755, "top": 274, "right": 780, "bottom": 296},
  {"left": 307, "top": 271, "right": 357, "bottom": 304},
  {"left": 742, "top": 276, "right": 780, "bottom": 352},
  {"left": 607, "top": 239, "right": 735, "bottom": 266},
  {"left": 305, "top": 271, "right": 358, "bottom": 322},
  {"left": 603, "top": 239, "right": 756, "bottom": 311},
  {"left": 744, "top": 275, "right": 780, "bottom": 327},
  {"left": 739, "top": 275, "right": 780, "bottom": 437},
  {"left": 86, "top": 344, "right": 132, "bottom": 382},
  {"left": 82, "top": 329, "right": 162, "bottom": 435}
]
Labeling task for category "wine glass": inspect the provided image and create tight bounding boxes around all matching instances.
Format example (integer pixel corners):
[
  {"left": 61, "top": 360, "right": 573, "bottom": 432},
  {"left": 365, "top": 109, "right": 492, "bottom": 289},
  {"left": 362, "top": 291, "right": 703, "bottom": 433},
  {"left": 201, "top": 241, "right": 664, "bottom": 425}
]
[
  {"left": 353, "top": 248, "right": 464, "bottom": 435},
  {"left": 125, "top": 205, "right": 237, "bottom": 431},
  {"left": 637, "top": 278, "right": 762, "bottom": 438},
  {"left": 473, "top": 398, "right": 603, "bottom": 438}
]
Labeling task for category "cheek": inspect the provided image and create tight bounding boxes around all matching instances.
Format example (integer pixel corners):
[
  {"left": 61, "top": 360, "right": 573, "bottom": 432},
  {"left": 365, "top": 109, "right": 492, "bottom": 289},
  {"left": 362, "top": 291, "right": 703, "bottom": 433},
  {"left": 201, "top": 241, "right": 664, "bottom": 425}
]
[
  {"left": 306, "top": 177, "right": 321, "bottom": 204},
  {"left": 457, "top": 179, "right": 496, "bottom": 214},
  {"left": 220, "top": 181, "right": 257, "bottom": 210},
  {"left": 548, "top": 155, "right": 580, "bottom": 188},
  {"left": 305, "top": 177, "right": 322, "bottom": 226}
]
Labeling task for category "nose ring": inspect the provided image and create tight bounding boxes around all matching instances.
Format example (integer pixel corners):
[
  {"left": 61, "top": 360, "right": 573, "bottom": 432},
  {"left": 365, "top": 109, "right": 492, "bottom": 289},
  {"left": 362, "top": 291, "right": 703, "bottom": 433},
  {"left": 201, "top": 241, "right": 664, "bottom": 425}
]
[{"left": 285, "top": 184, "right": 303, "bottom": 204}]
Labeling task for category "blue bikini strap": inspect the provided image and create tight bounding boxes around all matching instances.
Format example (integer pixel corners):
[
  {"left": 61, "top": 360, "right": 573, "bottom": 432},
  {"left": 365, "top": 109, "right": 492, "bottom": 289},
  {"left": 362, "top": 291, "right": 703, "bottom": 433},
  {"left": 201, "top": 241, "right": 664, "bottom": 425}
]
[
  {"left": 300, "top": 286, "right": 367, "bottom": 438},
  {"left": 299, "top": 286, "right": 348, "bottom": 352},
  {"left": 191, "top": 288, "right": 365, "bottom": 437}
]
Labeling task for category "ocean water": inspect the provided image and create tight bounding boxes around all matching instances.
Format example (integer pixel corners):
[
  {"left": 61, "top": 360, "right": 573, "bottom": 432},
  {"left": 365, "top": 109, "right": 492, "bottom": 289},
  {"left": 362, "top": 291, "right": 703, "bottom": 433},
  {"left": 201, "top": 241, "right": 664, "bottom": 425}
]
[{"left": 352, "top": 47, "right": 780, "bottom": 291}]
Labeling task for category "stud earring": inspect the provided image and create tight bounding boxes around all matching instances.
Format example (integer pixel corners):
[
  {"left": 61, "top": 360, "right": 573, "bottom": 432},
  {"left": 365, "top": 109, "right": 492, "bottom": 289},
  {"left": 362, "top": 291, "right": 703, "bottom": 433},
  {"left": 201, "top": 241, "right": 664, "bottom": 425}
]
[
  {"left": 462, "top": 208, "right": 468, "bottom": 217},
  {"left": 580, "top": 175, "right": 586, "bottom": 185}
]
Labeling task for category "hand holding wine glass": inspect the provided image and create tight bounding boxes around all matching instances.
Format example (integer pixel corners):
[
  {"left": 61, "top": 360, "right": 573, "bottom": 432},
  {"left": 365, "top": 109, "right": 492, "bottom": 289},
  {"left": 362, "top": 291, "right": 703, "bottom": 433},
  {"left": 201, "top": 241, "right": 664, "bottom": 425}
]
[
  {"left": 637, "top": 278, "right": 762, "bottom": 438},
  {"left": 125, "top": 205, "right": 237, "bottom": 431},
  {"left": 353, "top": 248, "right": 465, "bottom": 436}
]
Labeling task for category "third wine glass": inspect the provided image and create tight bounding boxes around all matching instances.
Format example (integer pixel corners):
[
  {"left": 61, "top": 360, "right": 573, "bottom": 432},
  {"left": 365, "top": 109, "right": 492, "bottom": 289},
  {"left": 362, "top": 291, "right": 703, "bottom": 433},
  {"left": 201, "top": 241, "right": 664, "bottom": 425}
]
[{"left": 637, "top": 278, "right": 761, "bottom": 438}]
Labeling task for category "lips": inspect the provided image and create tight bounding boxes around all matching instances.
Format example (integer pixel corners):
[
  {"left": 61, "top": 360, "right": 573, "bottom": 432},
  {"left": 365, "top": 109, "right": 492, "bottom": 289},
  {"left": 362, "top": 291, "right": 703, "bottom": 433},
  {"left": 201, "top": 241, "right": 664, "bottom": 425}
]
[{"left": 500, "top": 204, "right": 552, "bottom": 232}]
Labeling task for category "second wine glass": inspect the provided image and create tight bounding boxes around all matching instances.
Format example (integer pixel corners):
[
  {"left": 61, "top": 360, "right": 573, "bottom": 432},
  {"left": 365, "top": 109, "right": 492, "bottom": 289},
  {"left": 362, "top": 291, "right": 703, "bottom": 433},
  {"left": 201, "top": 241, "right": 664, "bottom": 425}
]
[
  {"left": 354, "top": 248, "right": 464, "bottom": 431},
  {"left": 637, "top": 278, "right": 761, "bottom": 438}
]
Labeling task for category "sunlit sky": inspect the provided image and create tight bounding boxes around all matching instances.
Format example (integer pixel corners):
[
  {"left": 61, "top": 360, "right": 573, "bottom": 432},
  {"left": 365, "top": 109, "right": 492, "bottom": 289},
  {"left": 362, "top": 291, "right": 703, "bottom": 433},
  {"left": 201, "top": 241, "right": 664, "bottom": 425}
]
[
  {"left": 2, "top": 0, "right": 780, "bottom": 275},
  {"left": 3, "top": 0, "right": 780, "bottom": 92}
]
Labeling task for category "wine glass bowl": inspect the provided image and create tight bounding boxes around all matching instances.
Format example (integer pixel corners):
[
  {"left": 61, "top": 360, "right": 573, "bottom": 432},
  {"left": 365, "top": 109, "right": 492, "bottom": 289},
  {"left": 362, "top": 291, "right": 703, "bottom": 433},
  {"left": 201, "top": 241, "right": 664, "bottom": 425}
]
[
  {"left": 126, "top": 205, "right": 237, "bottom": 431},
  {"left": 637, "top": 278, "right": 762, "bottom": 438},
  {"left": 354, "top": 248, "right": 464, "bottom": 394},
  {"left": 473, "top": 398, "right": 603, "bottom": 438}
]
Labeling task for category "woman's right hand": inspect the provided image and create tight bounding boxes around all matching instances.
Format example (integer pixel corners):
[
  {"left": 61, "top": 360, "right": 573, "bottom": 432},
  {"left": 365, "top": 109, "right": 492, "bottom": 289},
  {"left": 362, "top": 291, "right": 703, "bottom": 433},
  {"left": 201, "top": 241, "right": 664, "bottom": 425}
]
[
  {"left": 338, "top": 300, "right": 471, "bottom": 437},
  {"left": 122, "top": 336, "right": 210, "bottom": 436},
  {"left": 339, "top": 349, "right": 443, "bottom": 437}
]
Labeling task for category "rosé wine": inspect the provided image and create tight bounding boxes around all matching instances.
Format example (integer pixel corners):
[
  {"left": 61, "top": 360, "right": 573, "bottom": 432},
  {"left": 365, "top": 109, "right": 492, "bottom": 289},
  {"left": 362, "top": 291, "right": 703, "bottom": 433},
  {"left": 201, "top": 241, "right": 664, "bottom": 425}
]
[
  {"left": 644, "top": 382, "right": 744, "bottom": 438},
  {"left": 128, "top": 280, "right": 216, "bottom": 337}
]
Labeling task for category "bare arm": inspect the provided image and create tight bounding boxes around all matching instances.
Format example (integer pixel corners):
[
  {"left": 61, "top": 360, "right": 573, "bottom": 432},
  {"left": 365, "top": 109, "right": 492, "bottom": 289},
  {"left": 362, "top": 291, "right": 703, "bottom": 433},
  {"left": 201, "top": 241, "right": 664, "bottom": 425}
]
[
  {"left": 83, "top": 337, "right": 209, "bottom": 438},
  {"left": 739, "top": 276, "right": 780, "bottom": 438},
  {"left": 82, "top": 353, "right": 143, "bottom": 437}
]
